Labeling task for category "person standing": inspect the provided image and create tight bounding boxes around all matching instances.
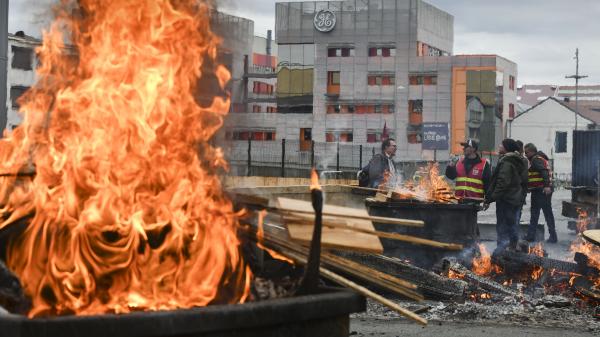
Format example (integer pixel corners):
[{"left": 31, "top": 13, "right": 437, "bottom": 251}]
[
  {"left": 515, "top": 140, "right": 529, "bottom": 224},
  {"left": 484, "top": 139, "right": 526, "bottom": 252},
  {"left": 523, "top": 143, "right": 557, "bottom": 243},
  {"left": 445, "top": 138, "right": 491, "bottom": 204},
  {"left": 366, "top": 138, "right": 397, "bottom": 188}
]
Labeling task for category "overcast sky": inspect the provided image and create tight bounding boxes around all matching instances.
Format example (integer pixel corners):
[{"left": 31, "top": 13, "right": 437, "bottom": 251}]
[{"left": 9, "top": 0, "right": 600, "bottom": 86}]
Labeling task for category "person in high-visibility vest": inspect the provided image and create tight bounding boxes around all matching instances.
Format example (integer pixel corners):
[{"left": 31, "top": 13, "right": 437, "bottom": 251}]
[
  {"left": 445, "top": 138, "right": 491, "bottom": 204},
  {"left": 523, "top": 143, "right": 556, "bottom": 243}
]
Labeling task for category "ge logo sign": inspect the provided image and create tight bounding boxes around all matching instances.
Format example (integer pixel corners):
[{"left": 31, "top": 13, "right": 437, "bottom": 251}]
[{"left": 313, "top": 10, "right": 336, "bottom": 32}]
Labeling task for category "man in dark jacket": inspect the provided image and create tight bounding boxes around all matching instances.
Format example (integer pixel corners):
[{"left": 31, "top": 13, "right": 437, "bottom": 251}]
[
  {"left": 523, "top": 143, "right": 556, "bottom": 243},
  {"left": 445, "top": 138, "right": 491, "bottom": 204},
  {"left": 367, "top": 138, "right": 397, "bottom": 188},
  {"left": 484, "top": 138, "right": 526, "bottom": 252},
  {"left": 515, "top": 140, "right": 530, "bottom": 223}
]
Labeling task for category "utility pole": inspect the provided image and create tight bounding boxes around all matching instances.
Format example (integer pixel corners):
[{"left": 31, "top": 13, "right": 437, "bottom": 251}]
[{"left": 565, "top": 48, "right": 588, "bottom": 130}]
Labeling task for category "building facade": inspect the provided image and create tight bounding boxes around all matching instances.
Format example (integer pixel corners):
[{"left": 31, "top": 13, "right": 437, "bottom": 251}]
[
  {"left": 6, "top": 32, "right": 40, "bottom": 131},
  {"left": 509, "top": 97, "right": 598, "bottom": 181},
  {"left": 226, "top": 0, "right": 517, "bottom": 167}
]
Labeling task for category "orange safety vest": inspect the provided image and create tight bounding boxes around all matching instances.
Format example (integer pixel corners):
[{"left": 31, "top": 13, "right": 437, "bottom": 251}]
[
  {"left": 528, "top": 155, "right": 552, "bottom": 190},
  {"left": 455, "top": 158, "right": 487, "bottom": 200}
]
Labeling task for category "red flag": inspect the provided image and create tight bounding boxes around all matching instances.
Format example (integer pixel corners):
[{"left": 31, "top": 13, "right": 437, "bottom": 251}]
[{"left": 382, "top": 121, "right": 389, "bottom": 141}]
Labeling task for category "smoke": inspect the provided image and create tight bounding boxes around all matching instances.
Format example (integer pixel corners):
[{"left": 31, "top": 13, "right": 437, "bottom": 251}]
[{"left": 8, "top": 0, "right": 54, "bottom": 37}]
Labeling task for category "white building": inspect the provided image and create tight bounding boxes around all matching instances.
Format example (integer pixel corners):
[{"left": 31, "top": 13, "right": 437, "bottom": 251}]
[
  {"left": 7, "top": 32, "right": 40, "bottom": 131},
  {"left": 509, "top": 97, "right": 599, "bottom": 181}
]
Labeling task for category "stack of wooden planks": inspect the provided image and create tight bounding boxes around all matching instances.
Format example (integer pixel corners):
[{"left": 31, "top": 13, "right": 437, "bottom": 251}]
[{"left": 238, "top": 194, "right": 469, "bottom": 325}]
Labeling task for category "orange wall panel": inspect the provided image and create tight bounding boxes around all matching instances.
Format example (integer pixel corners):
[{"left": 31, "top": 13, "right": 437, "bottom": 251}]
[{"left": 451, "top": 66, "right": 497, "bottom": 154}]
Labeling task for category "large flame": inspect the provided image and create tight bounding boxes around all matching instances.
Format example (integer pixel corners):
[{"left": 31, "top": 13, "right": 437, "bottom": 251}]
[
  {"left": 0, "top": 0, "right": 251, "bottom": 316},
  {"left": 392, "top": 163, "right": 457, "bottom": 203}
]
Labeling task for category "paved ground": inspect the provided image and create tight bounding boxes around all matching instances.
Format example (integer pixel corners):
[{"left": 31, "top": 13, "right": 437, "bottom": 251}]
[
  {"left": 350, "top": 189, "right": 598, "bottom": 336},
  {"left": 350, "top": 318, "right": 597, "bottom": 336}
]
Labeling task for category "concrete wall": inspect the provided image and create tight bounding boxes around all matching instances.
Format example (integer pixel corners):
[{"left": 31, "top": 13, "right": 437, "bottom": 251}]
[{"left": 509, "top": 98, "right": 594, "bottom": 180}]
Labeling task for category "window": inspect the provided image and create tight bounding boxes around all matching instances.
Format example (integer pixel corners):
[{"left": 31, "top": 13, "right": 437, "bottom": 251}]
[
  {"left": 354, "top": 104, "right": 393, "bottom": 114},
  {"left": 328, "top": 47, "right": 354, "bottom": 57},
  {"left": 367, "top": 75, "right": 395, "bottom": 86},
  {"left": 508, "top": 103, "right": 515, "bottom": 119},
  {"left": 509, "top": 75, "right": 515, "bottom": 91},
  {"left": 368, "top": 46, "right": 396, "bottom": 57},
  {"left": 10, "top": 86, "right": 29, "bottom": 109},
  {"left": 301, "top": 128, "right": 312, "bottom": 141},
  {"left": 328, "top": 71, "right": 340, "bottom": 85},
  {"left": 253, "top": 82, "right": 273, "bottom": 94},
  {"left": 327, "top": 71, "right": 340, "bottom": 95},
  {"left": 229, "top": 130, "right": 276, "bottom": 141},
  {"left": 327, "top": 104, "right": 341, "bottom": 114},
  {"left": 416, "top": 42, "right": 447, "bottom": 57},
  {"left": 11, "top": 46, "right": 33, "bottom": 70},
  {"left": 555, "top": 131, "right": 567, "bottom": 153},
  {"left": 325, "top": 131, "right": 353, "bottom": 143},
  {"left": 407, "top": 132, "right": 422, "bottom": 144},
  {"left": 367, "top": 131, "right": 396, "bottom": 143},
  {"left": 266, "top": 106, "right": 277, "bottom": 113},
  {"left": 409, "top": 74, "right": 437, "bottom": 86},
  {"left": 408, "top": 100, "right": 423, "bottom": 125}
]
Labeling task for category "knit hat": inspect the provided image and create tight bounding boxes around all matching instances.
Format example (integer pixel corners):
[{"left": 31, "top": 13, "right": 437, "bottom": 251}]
[{"left": 502, "top": 138, "right": 519, "bottom": 153}]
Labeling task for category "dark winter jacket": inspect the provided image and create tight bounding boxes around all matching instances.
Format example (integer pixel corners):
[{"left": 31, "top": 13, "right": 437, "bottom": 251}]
[
  {"left": 518, "top": 154, "right": 529, "bottom": 204},
  {"left": 486, "top": 152, "right": 527, "bottom": 206},
  {"left": 367, "top": 153, "right": 394, "bottom": 188}
]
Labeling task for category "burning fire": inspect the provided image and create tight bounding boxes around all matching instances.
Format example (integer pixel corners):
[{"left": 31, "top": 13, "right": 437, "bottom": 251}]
[
  {"left": 472, "top": 244, "right": 492, "bottom": 276},
  {"left": 392, "top": 163, "right": 457, "bottom": 203},
  {"left": 0, "top": 0, "right": 251, "bottom": 316},
  {"left": 569, "top": 209, "right": 600, "bottom": 287}
]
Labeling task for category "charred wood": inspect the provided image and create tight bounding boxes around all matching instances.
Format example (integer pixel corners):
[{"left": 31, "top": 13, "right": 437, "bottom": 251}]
[
  {"left": 491, "top": 250, "right": 600, "bottom": 277},
  {"left": 441, "top": 258, "right": 519, "bottom": 297},
  {"left": 0, "top": 260, "right": 30, "bottom": 314},
  {"left": 336, "top": 252, "right": 467, "bottom": 302}
]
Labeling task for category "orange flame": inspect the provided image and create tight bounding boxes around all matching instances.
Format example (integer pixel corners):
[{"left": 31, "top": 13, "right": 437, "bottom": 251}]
[
  {"left": 255, "top": 210, "right": 294, "bottom": 265},
  {"left": 472, "top": 243, "right": 493, "bottom": 276},
  {"left": 0, "top": 0, "right": 250, "bottom": 316},
  {"left": 392, "top": 163, "right": 456, "bottom": 203},
  {"left": 310, "top": 168, "right": 321, "bottom": 191}
]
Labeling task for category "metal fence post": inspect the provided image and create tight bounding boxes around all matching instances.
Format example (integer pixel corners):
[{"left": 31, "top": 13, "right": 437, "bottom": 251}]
[
  {"left": 310, "top": 140, "right": 315, "bottom": 168},
  {"left": 359, "top": 144, "right": 363, "bottom": 169},
  {"left": 247, "top": 138, "right": 252, "bottom": 177},
  {"left": 281, "top": 138, "right": 286, "bottom": 177},
  {"left": 336, "top": 142, "right": 340, "bottom": 172}
]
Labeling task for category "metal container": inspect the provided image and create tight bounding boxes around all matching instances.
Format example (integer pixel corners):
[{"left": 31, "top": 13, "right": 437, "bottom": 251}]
[
  {"left": 572, "top": 130, "right": 600, "bottom": 188},
  {"left": 0, "top": 289, "right": 365, "bottom": 337},
  {"left": 365, "top": 199, "right": 479, "bottom": 268}
]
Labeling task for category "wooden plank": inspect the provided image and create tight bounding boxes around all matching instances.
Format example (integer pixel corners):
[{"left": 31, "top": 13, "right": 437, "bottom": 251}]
[
  {"left": 276, "top": 197, "right": 424, "bottom": 227},
  {"left": 583, "top": 230, "right": 600, "bottom": 247},
  {"left": 277, "top": 197, "right": 383, "bottom": 253}
]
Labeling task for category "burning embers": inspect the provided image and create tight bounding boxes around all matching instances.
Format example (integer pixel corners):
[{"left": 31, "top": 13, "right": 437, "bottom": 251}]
[
  {"left": 446, "top": 233, "right": 600, "bottom": 307},
  {"left": 0, "top": 0, "right": 251, "bottom": 316}
]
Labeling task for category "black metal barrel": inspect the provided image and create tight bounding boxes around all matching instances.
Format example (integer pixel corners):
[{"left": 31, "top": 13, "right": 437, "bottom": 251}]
[
  {"left": 366, "top": 199, "right": 479, "bottom": 268},
  {"left": 0, "top": 289, "right": 365, "bottom": 337}
]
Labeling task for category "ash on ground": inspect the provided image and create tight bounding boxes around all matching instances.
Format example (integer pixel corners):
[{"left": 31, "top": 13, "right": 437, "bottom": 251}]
[{"left": 352, "top": 297, "right": 600, "bottom": 333}]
